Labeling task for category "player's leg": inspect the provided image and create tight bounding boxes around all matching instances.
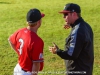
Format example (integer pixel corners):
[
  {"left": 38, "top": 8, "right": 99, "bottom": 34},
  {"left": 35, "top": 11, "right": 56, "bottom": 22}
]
[
  {"left": 13, "top": 63, "right": 32, "bottom": 75},
  {"left": 13, "top": 64, "right": 19, "bottom": 75},
  {"left": 13, "top": 64, "right": 24, "bottom": 75}
]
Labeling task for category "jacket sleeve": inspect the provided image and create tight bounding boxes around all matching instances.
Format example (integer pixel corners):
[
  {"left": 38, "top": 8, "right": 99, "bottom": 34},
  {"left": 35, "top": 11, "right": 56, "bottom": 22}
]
[
  {"left": 57, "top": 27, "right": 85, "bottom": 60},
  {"left": 56, "top": 49, "right": 73, "bottom": 59}
]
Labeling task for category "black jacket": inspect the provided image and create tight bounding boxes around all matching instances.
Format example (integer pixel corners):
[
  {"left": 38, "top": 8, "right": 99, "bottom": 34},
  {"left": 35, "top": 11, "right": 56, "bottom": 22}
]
[{"left": 57, "top": 17, "right": 94, "bottom": 75}]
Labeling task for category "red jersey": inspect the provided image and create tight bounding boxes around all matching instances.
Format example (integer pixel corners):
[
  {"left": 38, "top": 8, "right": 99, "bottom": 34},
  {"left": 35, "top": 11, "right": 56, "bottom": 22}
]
[{"left": 9, "top": 28, "right": 44, "bottom": 71}]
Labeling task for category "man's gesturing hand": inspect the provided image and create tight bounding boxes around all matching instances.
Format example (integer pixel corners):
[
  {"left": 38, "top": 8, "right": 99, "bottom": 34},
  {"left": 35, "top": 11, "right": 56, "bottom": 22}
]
[{"left": 49, "top": 42, "right": 59, "bottom": 54}]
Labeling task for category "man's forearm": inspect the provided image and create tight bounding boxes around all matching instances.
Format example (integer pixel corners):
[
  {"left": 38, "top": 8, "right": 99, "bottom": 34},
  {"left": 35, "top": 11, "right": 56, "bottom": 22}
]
[
  {"left": 56, "top": 49, "right": 73, "bottom": 60},
  {"left": 32, "top": 62, "right": 40, "bottom": 75}
]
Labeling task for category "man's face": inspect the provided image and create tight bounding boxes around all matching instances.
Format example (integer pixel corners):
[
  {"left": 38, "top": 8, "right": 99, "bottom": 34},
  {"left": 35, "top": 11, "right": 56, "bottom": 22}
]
[{"left": 63, "top": 12, "right": 74, "bottom": 25}]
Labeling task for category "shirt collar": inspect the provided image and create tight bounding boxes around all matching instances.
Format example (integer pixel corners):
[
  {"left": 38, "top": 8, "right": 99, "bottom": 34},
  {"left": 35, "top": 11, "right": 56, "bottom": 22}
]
[{"left": 71, "top": 17, "right": 84, "bottom": 28}]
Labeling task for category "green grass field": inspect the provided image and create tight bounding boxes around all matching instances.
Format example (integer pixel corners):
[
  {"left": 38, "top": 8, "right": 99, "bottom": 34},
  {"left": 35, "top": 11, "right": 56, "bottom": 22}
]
[{"left": 0, "top": 0, "right": 100, "bottom": 75}]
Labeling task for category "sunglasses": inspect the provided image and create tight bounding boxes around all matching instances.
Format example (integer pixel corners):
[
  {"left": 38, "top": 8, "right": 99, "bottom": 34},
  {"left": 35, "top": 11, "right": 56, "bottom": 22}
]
[
  {"left": 64, "top": 13, "right": 69, "bottom": 16},
  {"left": 63, "top": 12, "right": 73, "bottom": 16}
]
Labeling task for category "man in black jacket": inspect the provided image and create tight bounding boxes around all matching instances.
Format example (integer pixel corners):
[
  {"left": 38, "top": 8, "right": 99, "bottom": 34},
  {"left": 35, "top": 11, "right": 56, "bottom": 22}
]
[{"left": 49, "top": 3, "right": 94, "bottom": 75}]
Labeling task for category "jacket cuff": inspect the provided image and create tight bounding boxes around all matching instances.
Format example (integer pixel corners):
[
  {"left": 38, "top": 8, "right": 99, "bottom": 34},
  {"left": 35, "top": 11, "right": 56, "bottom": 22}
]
[{"left": 56, "top": 49, "right": 62, "bottom": 54}]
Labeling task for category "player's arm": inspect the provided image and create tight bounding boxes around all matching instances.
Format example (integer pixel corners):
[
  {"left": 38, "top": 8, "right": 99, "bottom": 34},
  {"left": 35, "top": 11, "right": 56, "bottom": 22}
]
[
  {"left": 8, "top": 29, "right": 21, "bottom": 51},
  {"left": 32, "top": 62, "right": 40, "bottom": 75},
  {"left": 39, "top": 62, "right": 44, "bottom": 71},
  {"left": 8, "top": 31, "right": 19, "bottom": 52},
  {"left": 31, "top": 39, "right": 44, "bottom": 74},
  {"left": 8, "top": 37, "right": 16, "bottom": 51}
]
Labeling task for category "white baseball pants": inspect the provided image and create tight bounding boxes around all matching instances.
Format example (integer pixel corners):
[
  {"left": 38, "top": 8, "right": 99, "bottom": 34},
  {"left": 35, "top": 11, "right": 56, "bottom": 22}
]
[{"left": 13, "top": 63, "right": 32, "bottom": 75}]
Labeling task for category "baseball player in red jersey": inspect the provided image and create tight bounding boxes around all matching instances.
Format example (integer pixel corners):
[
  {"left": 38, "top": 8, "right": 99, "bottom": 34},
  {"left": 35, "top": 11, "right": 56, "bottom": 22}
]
[{"left": 8, "top": 8, "right": 45, "bottom": 75}]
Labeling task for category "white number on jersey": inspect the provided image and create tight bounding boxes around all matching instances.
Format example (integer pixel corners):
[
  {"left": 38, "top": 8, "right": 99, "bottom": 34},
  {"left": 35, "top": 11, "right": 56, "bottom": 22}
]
[{"left": 18, "top": 38, "right": 24, "bottom": 55}]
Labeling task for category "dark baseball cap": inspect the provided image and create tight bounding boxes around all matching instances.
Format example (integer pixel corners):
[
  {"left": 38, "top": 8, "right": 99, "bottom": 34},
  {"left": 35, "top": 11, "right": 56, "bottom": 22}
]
[
  {"left": 27, "top": 8, "right": 45, "bottom": 23},
  {"left": 59, "top": 3, "right": 81, "bottom": 13}
]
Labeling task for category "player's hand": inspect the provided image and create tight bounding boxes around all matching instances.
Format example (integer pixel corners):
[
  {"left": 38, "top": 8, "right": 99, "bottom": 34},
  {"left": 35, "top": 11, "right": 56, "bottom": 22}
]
[{"left": 49, "top": 42, "right": 59, "bottom": 54}]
